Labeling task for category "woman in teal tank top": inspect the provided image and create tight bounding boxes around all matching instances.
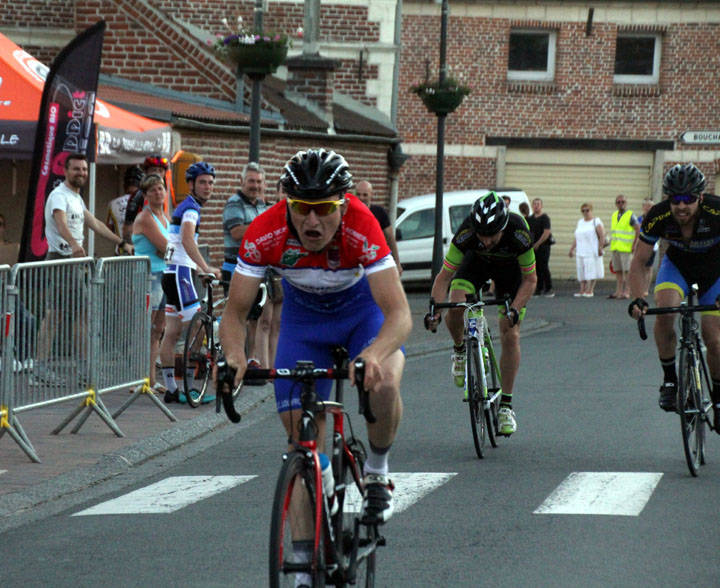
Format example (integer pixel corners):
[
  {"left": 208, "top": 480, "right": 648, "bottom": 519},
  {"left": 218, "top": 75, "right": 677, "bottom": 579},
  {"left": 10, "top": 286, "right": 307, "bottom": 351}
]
[{"left": 132, "top": 174, "right": 170, "bottom": 391}]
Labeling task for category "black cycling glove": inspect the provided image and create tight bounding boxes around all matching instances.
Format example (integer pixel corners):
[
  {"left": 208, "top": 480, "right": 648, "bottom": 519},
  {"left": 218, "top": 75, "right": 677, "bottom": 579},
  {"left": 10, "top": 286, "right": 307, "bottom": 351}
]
[
  {"left": 628, "top": 297, "right": 648, "bottom": 318},
  {"left": 506, "top": 307, "right": 520, "bottom": 327}
]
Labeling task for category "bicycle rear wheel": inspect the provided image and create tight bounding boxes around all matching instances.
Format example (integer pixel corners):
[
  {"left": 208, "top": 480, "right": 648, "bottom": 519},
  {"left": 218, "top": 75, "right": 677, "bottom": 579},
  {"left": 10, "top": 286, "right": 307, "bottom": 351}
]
[
  {"left": 182, "top": 312, "right": 211, "bottom": 408},
  {"left": 678, "top": 348, "right": 704, "bottom": 476},
  {"left": 483, "top": 334, "right": 501, "bottom": 448},
  {"left": 334, "top": 438, "right": 376, "bottom": 588},
  {"left": 467, "top": 339, "right": 486, "bottom": 459},
  {"left": 269, "top": 451, "right": 326, "bottom": 588}
]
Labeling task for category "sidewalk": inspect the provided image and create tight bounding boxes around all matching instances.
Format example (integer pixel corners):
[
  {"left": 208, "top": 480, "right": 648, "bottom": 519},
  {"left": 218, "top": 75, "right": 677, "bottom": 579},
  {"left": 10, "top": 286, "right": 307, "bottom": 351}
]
[{"left": 0, "top": 291, "right": 552, "bottom": 518}]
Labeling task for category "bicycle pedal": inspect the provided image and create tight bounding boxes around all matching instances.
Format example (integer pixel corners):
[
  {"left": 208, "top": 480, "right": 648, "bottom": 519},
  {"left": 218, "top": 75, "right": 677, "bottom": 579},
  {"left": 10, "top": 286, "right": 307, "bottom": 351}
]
[{"left": 377, "top": 535, "right": 387, "bottom": 547}]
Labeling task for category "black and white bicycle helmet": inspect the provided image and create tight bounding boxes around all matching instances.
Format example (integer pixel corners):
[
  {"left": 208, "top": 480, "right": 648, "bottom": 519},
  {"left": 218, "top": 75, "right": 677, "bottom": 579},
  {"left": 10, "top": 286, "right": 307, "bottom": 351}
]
[
  {"left": 280, "top": 149, "right": 353, "bottom": 199},
  {"left": 662, "top": 163, "right": 706, "bottom": 196},
  {"left": 470, "top": 192, "right": 510, "bottom": 235}
]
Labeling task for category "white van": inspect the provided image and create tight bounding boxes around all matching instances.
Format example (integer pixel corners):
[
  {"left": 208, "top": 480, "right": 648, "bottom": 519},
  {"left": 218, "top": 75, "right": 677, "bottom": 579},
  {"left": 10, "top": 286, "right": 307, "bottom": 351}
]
[{"left": 394, "top": 188, "right": 530, "bottom": 282}]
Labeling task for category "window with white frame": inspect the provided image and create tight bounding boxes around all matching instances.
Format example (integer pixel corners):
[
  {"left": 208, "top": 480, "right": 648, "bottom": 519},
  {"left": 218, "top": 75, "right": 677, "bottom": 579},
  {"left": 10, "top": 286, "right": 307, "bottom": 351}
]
[
  {"left": 614, "top": 33, "right": 662, "bottom": 84},
  {"left": 508, "top": 29, "right": 557, "bottom": 82}
]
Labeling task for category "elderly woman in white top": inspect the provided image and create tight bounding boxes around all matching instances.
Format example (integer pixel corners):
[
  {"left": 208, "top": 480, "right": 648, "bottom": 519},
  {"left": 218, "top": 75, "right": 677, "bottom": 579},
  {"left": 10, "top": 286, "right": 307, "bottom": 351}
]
[{"left": 568, "top": 202, "right": 605, "bottom": 297}]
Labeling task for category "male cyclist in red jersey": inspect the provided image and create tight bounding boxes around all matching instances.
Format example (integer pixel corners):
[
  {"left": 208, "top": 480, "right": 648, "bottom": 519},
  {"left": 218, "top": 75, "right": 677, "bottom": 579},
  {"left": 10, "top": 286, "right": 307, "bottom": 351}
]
[{"left": 220, "top": 150, "right": 411, "bottom": 534}]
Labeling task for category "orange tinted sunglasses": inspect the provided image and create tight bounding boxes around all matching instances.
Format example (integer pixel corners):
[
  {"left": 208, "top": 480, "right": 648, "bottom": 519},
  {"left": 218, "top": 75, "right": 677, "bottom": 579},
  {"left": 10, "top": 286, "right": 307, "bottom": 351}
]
[{"left": 287, "top": 198, "right": 345, "bottom": 216}]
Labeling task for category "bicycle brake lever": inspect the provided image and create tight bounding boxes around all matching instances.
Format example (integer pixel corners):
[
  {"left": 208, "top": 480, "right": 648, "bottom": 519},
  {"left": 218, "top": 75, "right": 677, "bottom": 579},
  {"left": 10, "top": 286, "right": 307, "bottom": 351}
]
[
  {"left": 354, "top": 358, "right": 376, "bottom": 424},
  {"left": 637, "top": 316, "right": 648, "bottom": 341},
  {"left": 216, "top": 358, "right": 241, "bottom": 423}
]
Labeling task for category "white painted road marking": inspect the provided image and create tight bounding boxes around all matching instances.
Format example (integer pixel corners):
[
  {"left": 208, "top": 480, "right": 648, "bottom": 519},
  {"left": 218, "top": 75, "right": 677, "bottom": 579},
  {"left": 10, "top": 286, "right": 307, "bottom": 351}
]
[
  {"left": 534, "top": 472, "right": 663, "bottom": 516},
  {"left": 0, "top": 470, "right": 6, "bottom": 476},
  {"left": 72, "top": 475, "right": 256, "bottom": 516},
  {"left": 342, "top": 472, "right": 457, "bottom": 514}
]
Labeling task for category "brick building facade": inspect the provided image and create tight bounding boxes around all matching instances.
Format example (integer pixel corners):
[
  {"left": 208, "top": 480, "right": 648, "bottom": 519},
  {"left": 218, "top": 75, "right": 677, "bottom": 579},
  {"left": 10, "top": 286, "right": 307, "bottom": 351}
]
[{"left": 1, "top": 1, "right": 719, "bottom": 278}]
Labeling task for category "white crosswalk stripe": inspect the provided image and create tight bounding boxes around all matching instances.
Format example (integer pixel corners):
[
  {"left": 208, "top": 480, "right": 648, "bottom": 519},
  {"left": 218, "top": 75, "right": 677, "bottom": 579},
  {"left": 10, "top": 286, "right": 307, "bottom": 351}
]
[
  {"left": 534, "top": 472, "right": 663, "bottom": 516},
  {"left": 72, "top": 475, "right": 256, "bottom": 516},
  {"left": 71, "top": 472, "right": 456, "bottom": 517}
]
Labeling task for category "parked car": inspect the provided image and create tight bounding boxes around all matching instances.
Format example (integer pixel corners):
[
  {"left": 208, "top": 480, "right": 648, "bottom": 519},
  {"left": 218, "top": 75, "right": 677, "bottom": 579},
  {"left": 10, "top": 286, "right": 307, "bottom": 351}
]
[{"left": 395, "top": 188, "right": 530, "bottom": 282}]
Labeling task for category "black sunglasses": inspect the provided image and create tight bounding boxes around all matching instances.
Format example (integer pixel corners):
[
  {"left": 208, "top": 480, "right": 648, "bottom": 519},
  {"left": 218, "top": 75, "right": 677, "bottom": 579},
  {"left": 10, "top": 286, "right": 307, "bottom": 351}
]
[{"left": 669, "top": 194, "right": 699, "bottom": 205}]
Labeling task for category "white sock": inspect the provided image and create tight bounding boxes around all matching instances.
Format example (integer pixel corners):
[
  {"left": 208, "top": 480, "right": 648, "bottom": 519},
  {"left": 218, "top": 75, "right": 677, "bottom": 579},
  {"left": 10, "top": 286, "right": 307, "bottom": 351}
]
[{"left": 162, "top": 368, "right": 177, "bottom": 392}]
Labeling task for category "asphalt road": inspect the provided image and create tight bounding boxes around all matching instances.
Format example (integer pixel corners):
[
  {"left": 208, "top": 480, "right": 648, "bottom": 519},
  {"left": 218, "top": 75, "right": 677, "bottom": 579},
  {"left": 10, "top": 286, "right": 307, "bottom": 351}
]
[{"left": 2, "top": 295, "right": 720, "bottom": 587}]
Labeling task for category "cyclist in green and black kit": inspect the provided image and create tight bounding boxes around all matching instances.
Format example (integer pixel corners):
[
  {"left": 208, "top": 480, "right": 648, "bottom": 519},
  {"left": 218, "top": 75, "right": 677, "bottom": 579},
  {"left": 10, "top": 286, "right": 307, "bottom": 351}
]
[{"left": 425, "top": 192, "right": 537, "bottom": 435}]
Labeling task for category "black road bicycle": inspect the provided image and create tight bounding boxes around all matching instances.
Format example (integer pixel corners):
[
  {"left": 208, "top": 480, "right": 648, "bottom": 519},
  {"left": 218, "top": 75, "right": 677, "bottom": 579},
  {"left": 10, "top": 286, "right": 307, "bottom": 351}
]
[
  {"left": 637, "top": 285, "right": 718, "bottom": 476},
  {"left": 217, "top": 347, "right": 383, "bottom": 587},
  {"left": 183, "top": 274, "right": 267, "bottom": 408},
  {"left": 428, "top": 293, "right": 510, "bottom": 459}
]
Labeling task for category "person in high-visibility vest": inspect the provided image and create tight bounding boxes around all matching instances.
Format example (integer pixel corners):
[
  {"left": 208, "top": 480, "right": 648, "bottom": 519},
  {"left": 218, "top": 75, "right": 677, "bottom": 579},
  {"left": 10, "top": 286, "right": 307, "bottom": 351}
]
[{"left": 608, "top": 194, "right": 639, "bottom": 299}]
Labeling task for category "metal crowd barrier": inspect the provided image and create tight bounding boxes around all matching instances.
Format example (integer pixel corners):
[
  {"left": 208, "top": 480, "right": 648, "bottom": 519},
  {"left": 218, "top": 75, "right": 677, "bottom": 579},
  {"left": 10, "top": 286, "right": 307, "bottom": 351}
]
[{"left": 0, "top": 256, "right": 171, "bottom": 463}]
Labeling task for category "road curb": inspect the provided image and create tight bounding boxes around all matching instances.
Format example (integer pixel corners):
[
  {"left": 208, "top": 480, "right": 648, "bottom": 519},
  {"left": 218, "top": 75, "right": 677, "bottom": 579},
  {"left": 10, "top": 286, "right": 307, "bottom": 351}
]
[{"left": 0, "top": 385, "right": 273, "bottom": 519}]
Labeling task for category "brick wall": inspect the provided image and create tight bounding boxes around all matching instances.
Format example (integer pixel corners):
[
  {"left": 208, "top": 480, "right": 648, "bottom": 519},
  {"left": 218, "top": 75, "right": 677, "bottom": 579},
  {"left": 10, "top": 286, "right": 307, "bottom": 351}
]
[
  {"left": 177, "top": 129, "right": 394, "bottom": 264},
  {"left": 399, "top": 16, "right": 720, "bottom": 145},
  {"left": 0, "top": 0, "right": 74, "bottom": 27}
]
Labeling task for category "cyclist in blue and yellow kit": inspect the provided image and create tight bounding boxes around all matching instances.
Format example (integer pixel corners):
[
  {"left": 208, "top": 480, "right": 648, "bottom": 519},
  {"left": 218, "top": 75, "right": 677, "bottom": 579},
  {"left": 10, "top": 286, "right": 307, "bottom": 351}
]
[
  {"left": 629, "top": 163, "right": 720, "bottom": 429},
  {"left": 426, "top": 192, "right": 537, "bottom": 435}
]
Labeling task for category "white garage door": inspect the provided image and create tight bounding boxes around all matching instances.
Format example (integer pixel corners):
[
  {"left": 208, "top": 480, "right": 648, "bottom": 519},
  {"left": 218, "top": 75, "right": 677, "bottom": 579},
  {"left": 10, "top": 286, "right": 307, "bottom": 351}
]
[{"left": 505, "top": 149, "right": 654, "bottom": 282}]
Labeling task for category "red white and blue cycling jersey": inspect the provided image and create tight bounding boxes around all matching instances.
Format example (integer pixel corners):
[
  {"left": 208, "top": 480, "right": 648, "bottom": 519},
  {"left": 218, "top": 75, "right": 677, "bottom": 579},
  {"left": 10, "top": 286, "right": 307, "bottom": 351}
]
[
  {"left": 236, "top": 195, "right": 396, "bottom": 313},
  {"left": 235, "top": 195, "right": 397, "bottom": 412}
]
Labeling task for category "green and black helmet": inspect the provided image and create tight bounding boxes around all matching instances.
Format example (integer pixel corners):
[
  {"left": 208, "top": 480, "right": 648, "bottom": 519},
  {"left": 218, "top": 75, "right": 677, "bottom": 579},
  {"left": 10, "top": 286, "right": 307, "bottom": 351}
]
[{"left": 470, "top": 191, "right": 509, "bottom": 235}]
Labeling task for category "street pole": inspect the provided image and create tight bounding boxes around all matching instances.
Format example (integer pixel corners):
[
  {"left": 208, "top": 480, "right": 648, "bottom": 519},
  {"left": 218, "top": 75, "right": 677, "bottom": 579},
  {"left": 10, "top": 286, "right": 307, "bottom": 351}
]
[
  {"left": 430, "top": 0, "right": 449, "bottom": 281},
  {"left": 248, "top": 0, "right": 264, "bottom": 163}
]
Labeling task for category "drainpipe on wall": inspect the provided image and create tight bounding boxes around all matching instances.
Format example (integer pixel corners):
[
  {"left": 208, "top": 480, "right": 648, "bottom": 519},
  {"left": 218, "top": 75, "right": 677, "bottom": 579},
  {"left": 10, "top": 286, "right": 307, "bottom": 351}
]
[{"left": 388, "top": 0, "right": 404, "bottom": 224}]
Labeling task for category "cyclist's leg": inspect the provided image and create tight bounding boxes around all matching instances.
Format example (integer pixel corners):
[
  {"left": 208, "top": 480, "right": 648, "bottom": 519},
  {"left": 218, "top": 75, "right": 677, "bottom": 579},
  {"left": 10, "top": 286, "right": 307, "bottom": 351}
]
[
  {"left": 653, "top": 257, "right": 685, "bottom": 409},
  {"left": 345, "top": 299, "right": 404, "bottom": 524},
  {"left": 447, "top": 252, "right": 492, "bottom": 386},
  {"left": 491, "top": 265, "right": 526, "bottom": 435}
]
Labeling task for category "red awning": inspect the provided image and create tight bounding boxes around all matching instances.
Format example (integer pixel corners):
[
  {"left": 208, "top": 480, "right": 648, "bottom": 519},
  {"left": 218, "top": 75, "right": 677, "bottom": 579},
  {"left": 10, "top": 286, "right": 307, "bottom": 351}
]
[{"left": 0, "top": 32, "right": 171, "bottom": 163}]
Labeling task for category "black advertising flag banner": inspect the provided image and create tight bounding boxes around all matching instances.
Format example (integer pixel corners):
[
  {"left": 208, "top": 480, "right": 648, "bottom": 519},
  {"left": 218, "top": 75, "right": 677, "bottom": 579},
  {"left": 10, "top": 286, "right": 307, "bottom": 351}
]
[{"left": 19, "top": 20, "right": 106, "bottom": 262}]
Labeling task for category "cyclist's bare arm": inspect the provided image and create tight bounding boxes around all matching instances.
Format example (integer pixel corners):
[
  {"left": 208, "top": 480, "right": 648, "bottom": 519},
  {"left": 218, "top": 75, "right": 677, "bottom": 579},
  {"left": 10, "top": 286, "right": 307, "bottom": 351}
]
[
  {"left": 181, "top": 221, "right": 220, "bottom": 278},
  {"left": 360, "top": 267, "right": 412, "bottom": 390},
  {"left": 628, "top": 240, "right": 654, "bottom": 318},
  {"left": 219, "top": 272, "right": 264, "bottom": 384}
]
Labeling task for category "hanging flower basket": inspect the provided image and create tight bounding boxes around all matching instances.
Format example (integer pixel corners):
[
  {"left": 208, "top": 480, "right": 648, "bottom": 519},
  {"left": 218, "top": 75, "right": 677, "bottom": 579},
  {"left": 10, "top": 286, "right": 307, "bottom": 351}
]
[
  {"left": 410, "top": 77, "right": 471, "bottom": 115},
  {"left": 226, "top": 42, "right": 288, "bottom": 75},
  {"left": 210, "top": 17, "right": 294, "bottom": 76}
]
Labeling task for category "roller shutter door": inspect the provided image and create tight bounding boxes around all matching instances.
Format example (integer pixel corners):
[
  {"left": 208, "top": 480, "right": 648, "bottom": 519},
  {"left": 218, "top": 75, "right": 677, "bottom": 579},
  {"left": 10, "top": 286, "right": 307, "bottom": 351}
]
[{"left": 505, "top": 149, "right": 653, "bottom": 282}]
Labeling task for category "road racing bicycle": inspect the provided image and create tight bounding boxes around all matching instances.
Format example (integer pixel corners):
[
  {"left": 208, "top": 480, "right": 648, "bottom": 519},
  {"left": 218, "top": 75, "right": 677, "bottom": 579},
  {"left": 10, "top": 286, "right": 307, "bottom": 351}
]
[
  {"left": 217, "top": 347, "right": 383, "bottom": 587},
  {"left": 637, "top": 284, "right": 717, "bottom": 476},
  {"left": 427, "top": 293, "right": 509, "bottom": 458}
]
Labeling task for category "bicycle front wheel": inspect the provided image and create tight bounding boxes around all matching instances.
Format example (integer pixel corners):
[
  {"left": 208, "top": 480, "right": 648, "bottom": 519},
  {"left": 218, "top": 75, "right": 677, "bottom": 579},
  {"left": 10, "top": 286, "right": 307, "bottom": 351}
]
[
  {"left": 483, "top": 334, "right": 501, "bottom": 449},
  {"left": 182, "top": 312, "right": 211, "bottom": 408},
  {"left": 467, "top": 339, "right": 486, "bottom": 459},
  {"left": 269, "top": 452, "right": 326, "bottom": 588},
  {"left": 678, "top": 347, "right": 704, "bottom": 477},
  {"left": 334, "top": 438, "right": 376, "bottom": 588}
]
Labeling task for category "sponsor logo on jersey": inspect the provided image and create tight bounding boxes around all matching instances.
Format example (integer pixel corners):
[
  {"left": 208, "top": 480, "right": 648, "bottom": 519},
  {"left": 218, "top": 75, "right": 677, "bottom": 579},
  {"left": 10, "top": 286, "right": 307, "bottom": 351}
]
[
  {"left": 280, "top": 247, "right": 308, "bottom": 266},
  {"left": 455, "top": 228, "right": 473, "bottom": 245},
  {"left": 514, "top": 230, "right": 532, "bottom": 249},
  {"left": 243, "top": 241, "right": 261, "bottom": 263},
  {"left": 645, "top": 209, "right": 671, "bottom": 231},
  {"left": 359, "top": 239, "right": 380, "bottom": 264}
]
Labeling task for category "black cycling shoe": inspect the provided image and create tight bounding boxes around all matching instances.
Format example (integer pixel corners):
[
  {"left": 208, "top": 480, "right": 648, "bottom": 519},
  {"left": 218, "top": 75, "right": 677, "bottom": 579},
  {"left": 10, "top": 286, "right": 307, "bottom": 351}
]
[
  {"left": 360, "top": 474, "right": 394, "bottom": 525},
  {"left": 658, "top": 382, "right": 677, "bottom": 412},
  {"left": 164, "top": 390, "right": 180, "bottom": 404}
]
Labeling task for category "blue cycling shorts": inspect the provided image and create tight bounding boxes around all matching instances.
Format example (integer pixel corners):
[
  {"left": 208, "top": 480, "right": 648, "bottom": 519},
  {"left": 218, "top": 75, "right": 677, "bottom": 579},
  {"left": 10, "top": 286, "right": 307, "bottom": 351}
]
[
  {"left": 274, "top": 280, "right": 393, "bottom": 413},
  {"left": 655, "top": 255, "right": 720, "bottom": 316}
]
